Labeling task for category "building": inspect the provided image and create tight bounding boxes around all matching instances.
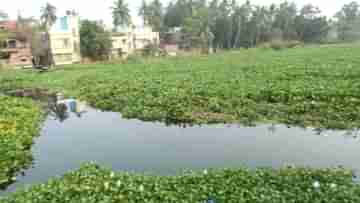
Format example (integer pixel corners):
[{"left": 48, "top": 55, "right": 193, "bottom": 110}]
[
  {"left": 111, "top": 30, "right": 134, "bottom": 58},
  {"left": 49, "top": 11, "right": 81, "bottom": 65},
  {"left": 133, "top": 27, "right": 159, "bottom": 50},
  {"left": 0, "top": 20, "right": 33, "bottom": 66},
  {"left": 111, "top": 26, "right": 159, "bottom": 58}
]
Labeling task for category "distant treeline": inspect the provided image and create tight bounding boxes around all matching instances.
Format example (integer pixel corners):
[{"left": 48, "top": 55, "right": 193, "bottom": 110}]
[{"left": 137, "top": 0, "right": 360, "bottom": 48}]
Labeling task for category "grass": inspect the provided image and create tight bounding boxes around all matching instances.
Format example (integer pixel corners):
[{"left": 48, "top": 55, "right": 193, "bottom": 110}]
[
  {"left": 2, "top": 163, "right": 360, "bottom": 203},
  {"left": 0, "top": 96, "right": 42, "bottom": 188},
  {"left": 1, "top": 44, "right": 360, "bottom": 129}
]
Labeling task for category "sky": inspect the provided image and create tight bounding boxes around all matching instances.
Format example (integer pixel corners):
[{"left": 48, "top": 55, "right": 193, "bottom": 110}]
[{"left": 2, "top": 0, "right": 360, "bottom": 28}]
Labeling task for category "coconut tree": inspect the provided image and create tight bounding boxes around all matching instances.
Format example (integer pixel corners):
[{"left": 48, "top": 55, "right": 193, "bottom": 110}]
[
  {"left": 41, "top": 3, "right": 57, "bottom": 30},
  {"left": 112, "top": 0, "right": 131, "bottom": 30},
  {"left": 40, "top": 3, "right": 57, "bottom": 67}
]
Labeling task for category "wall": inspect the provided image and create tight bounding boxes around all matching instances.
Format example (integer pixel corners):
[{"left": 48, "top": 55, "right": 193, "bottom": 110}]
[
  {"left": 50, "top": 14, "right": 81, "bottom": 65},
  {"left": 111, "top": 32, "right": 134, "bottom": 58},
  {"left": 111, "top": 26, "right": 159, "bottom": 58}
]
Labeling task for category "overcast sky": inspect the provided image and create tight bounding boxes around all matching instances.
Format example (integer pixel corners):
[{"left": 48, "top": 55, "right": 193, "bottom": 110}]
[{"left": 2, "top": 0, "right": 360, "bottom": 27}]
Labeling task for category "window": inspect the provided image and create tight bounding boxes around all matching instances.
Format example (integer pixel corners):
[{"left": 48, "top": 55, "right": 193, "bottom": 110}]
[
  {"left": 63, "top": 39, "right": 70, "bottom": 48},
  {"left": 7, "top": 40, "right": 16, "bottom": 48},
  {"left": 72, "top": 28, "right": 77, "bottom": 37}
]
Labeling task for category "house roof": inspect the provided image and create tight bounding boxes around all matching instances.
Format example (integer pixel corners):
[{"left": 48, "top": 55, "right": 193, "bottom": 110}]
[{"left": 0, "top": 20, "right": 17, "bottom": 32}]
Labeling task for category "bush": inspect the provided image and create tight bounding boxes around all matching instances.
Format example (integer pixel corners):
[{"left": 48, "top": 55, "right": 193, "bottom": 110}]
[
  {"left": 142, "top": 43, "right": 161, "bottom": 57},
  {"left": 126, "top": 54, "right": 144, "bottom": 64},
  {"left": 260, "top": 40, "right": 303, "bottom": 50},
  {"left": 3, "top": 164, "right": 360, "bottom": 203},
  {"left": 80, "top": 20, "right": 112, "bottom": 61}
]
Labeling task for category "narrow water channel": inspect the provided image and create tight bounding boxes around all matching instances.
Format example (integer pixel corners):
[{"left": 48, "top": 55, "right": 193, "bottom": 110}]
[{"left": 1, "top": 101, "right": 360, "bottom": 195}]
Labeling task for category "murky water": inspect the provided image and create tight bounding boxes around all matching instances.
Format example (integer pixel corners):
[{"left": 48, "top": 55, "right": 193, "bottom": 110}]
[{"left": 1, "top": 101, "right": 360, "bottom": 195}]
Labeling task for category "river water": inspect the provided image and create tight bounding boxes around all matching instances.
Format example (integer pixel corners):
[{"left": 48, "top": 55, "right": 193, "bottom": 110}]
[{"left": 1, "top": 102, "right": 360, "bottom": 195}]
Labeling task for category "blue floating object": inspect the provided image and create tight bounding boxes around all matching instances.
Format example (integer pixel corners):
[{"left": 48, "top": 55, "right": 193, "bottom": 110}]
[{"left": 68, "top": 99, "right": 77, "bottom": 112}]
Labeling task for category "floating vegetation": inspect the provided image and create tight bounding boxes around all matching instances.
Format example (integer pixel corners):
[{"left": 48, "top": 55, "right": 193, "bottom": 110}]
[
  {"left": 2, "top": 164, "right": 360, "bottom": 202},
  {"left": 0, "top": 96, "right": 42, "bottom": 188}
]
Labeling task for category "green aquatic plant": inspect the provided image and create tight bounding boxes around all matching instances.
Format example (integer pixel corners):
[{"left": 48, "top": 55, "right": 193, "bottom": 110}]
[
  {"left": 1, "top": 44, "right": 360, "bottom": 129},
  {"left": 2, "top": 163, "right": 360, "bottom": 202},
  {"left": 0, "top": 96, "right": 42, "bottom": 188}
]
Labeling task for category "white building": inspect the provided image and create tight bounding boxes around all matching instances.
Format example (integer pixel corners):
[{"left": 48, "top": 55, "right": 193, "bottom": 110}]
[
  {"left": 49, "top": 11, "right": 81, "bottom": 65},
  {"left": 111, "top": 26, "right": 159, "bottom": 58}
]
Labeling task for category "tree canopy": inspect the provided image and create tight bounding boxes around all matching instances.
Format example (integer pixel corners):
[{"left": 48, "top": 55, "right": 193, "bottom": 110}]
[
  {"left": 40, "top": 3, "right": 57, "bottom": 30},
  {"left": 335, "top": 1, "right": 360, "bottom": 41},
  {"left": 112, "top": 0, "right": 131, "bottom": 29},
  {"left": 80, "top": 20, "right": 112, "bottom": 60}
]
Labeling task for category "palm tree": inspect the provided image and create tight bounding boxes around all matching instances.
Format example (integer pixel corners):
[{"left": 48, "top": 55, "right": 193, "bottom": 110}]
[
  {"left": 40, "top": 3, "right": 57, "bottom": 67},
  {"left": 41, "top": 3, "right": 57, "bottom": 30},
  {"left": 138, "top": 0, "right": 149, "bottom": 25},
  {"left": 112, "top": 0, "right": 131, "bottom": 30}
]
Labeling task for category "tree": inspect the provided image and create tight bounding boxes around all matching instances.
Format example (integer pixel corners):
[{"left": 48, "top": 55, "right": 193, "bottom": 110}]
[
  {"left": 295, "top": 4, "right": 329, "bottom": 42},
  {"left": 273, "top": 1, "right": 298, "bottom": 40},
  {"left": 40, "top": 3, "right": 57, "bottom": 67},
  {"left": 80, "top": 20, "right": 112, "bottom": 61},
  {"left": 112, "top": 0, "right": 131, "bottom": 29},
  {"left": 147, "top": 0, "right": 164, "bottom": 32},
  {"left": 182, "top": 5, "right": 210, "bottom": 49},
  {"left": 138, "top": 0, "right": 150, "bottom": 25},
  {"left": 164, "top": 0, "right": 192, "bottom": 28},
  {"left": 0, "top": 11, "right": 9, "bottom": 47},
  {"left": 41, "top": 3, "right": 57, "bottom": 30},
  {"left": 335, "top": 2, "right": 360, "bottom": 41}
]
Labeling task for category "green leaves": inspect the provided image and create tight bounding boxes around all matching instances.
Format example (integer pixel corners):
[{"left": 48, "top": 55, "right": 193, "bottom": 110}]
[
  {"left": 3, "top": 163, "right": 360, "bottom": 202},
  {"left": 0, "top": 96, "right": 42, "bottom": 189},
  {"left": 2, "top": 45, "right": 360, "bottom": 129}
]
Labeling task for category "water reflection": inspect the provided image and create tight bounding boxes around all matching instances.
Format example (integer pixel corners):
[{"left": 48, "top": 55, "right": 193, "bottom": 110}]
[
  {"left": 1, "top": 103, "right": 360, "bottom": 196},
  {"left": 2, "top": 91, "right": 360, "bottom": 195}
]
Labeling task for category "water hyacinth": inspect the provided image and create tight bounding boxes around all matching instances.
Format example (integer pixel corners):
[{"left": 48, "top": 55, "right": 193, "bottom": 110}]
[
  {"left": 116, "top": 180, "right": 121, "bottom": 187},
  {"left": 2, "top": 164, "right": 360, "bottom": 203},
  {"left": 139, "top": 185, "right": 144, "bottom": 192},
  {"left": 104, "top": 182, "right": 110, "bottom": 190},
  {"left": 0, "top": 96, "right": 42, "bottom": 188},
  {"left": 2, "top": 45, "right": 360, "bottom": 129}
]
